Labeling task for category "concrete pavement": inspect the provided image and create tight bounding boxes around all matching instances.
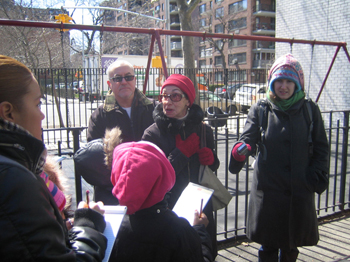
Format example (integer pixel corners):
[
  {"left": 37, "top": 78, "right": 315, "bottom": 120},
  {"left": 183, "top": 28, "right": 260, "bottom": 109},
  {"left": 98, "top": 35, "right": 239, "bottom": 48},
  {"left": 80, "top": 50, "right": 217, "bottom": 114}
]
[
  {"left": 59, "top": 155, "right": 350, "bottom": 262},
  {"left": 216, "top": 212, "right": 350, "bottom": 261}
]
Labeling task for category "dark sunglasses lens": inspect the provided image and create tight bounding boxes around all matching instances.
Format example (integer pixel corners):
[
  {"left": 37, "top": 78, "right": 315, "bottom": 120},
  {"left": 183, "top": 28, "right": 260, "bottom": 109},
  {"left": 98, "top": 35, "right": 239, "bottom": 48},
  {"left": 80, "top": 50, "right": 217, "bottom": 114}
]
[
  {"left": 124, "top": 75, "right": 134, "bottom": 81},
  {"left": 170, "top": 94, "right": 182, "bottom": 102},
  {"left": 112, "top": 77, "right": 122, "bottom": 82}
]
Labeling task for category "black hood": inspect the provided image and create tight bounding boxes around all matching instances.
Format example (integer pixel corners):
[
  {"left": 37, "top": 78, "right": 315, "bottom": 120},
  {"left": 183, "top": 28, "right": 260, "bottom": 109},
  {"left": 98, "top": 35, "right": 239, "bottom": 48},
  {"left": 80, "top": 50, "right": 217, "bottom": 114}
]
[{"left": 153, "top": 103, "right": 204, "bottom": 135}]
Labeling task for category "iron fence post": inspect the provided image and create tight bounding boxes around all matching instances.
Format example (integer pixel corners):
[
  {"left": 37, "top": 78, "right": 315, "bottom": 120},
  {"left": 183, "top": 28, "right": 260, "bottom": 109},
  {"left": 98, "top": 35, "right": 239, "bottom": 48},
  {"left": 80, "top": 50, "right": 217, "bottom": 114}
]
[{"left": 339, "top": 111, "right": 349, "bottom": 210}]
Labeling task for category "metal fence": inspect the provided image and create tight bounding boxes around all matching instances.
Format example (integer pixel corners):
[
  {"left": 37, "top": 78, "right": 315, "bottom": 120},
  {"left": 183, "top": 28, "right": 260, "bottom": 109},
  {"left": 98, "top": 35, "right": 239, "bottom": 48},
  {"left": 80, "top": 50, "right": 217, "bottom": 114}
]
[{"left": 35, "top": 67, "right": 350, "bottom": 243}]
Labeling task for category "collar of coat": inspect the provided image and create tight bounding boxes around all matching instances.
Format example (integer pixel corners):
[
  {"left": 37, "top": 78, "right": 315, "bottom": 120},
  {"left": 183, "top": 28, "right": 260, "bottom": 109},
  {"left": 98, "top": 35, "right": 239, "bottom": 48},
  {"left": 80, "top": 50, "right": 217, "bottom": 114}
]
[
  {"left": 103, "top": 88, "right": 153, "bottom": 112},
  {"left": 153, "top": 103, "right": 204, "bottom": 134},
  {"left": 0, "top": 118, "right": 47, "bottom": 176}
]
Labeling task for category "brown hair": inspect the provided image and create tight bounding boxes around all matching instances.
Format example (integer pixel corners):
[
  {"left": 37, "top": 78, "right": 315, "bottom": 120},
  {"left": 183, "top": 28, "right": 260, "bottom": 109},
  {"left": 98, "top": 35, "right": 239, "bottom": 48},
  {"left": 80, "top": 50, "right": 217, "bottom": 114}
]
[{"left": 0, "top": 55, "right": 33, "bottom": 109}]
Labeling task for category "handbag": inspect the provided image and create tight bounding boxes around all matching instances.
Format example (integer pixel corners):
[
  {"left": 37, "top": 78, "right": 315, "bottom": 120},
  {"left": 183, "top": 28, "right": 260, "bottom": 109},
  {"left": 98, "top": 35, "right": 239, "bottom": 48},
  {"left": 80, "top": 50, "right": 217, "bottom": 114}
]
[{"left": 198, "top": 123, "right": 233, "bottom": 211}]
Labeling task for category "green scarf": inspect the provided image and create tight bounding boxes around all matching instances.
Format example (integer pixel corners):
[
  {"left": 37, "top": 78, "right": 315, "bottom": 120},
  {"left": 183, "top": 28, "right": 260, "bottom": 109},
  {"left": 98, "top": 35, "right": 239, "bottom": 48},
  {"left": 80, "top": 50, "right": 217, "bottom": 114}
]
[{"left": 267, "top": 91, "right": 305, "bottom": 111}]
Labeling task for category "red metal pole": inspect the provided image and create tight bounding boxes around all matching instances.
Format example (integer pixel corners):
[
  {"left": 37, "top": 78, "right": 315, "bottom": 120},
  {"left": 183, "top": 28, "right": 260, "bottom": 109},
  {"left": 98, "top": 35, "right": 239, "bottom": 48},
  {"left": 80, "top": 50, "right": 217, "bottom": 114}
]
[
  {"left": 144, "top": 33, "right": 156, "bottom": 94},
  {"left": 0, "top": 19, "right": 345, "bottom": 47},
  {"left": 316, "top": 45, "right": 341, "bottom": 103}
]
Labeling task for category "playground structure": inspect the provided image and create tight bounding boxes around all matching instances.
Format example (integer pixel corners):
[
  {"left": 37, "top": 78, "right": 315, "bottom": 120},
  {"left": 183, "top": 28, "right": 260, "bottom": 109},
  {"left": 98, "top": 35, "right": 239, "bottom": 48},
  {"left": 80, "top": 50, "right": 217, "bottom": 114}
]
[
  {"left": 1, "top": 18, "right": 350, "bottom": 243},
  {"left": 0, "top": 18, "right": 349, "bottom": 103}
]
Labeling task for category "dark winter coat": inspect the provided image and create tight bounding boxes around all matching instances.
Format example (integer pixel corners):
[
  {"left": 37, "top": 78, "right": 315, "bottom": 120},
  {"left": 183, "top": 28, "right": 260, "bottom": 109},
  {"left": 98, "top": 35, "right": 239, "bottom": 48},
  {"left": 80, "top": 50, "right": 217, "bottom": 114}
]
[
  {"left": 229, "top": 98, "right": 329, "bottom": 250},
  {"left": 87, "top": 88, "right": 154, "bottom": 142},
  {"left": 74, "top": 138, "right": 118, "bottom": 205},
  {"left": 110, "top": 197, "right": 213, "bottom": 262},
  {"left": 0, "top": 120, "right": 107, "bottom": 261},
  {"left": 142, "top": 103, "right": 220, "bottom": 257}
]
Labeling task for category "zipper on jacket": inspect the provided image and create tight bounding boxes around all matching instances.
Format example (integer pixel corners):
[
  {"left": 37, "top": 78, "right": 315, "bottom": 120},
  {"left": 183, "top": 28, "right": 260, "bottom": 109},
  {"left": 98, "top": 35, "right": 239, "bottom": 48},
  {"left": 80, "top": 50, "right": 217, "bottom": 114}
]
[{"left": 0, "top": 143, "right": 25, "bottom": 151}]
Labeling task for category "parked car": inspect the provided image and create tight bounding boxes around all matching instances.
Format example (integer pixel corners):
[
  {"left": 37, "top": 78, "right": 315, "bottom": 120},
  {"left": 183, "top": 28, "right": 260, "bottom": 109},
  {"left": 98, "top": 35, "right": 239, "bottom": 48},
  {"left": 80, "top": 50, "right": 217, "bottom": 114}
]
[
  {"left": 214, "top": 83, "right": 244, "bottom": 99},
  {"left": 199, "top": 91, "right": 238, "bottom": 116},
  {"left": 233, "top": 84, "right": 267, "bottom": 112}
]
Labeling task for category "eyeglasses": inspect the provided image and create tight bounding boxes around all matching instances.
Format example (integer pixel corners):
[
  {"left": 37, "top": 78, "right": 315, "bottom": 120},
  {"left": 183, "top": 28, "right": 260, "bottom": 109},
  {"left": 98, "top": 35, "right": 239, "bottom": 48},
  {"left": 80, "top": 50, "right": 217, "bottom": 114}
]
[
  {"left": 159, "top": 93, "right": 185, "bottom": 102},
  {"left": 110, "top": 75, "right": 135, "bottom": 82}
]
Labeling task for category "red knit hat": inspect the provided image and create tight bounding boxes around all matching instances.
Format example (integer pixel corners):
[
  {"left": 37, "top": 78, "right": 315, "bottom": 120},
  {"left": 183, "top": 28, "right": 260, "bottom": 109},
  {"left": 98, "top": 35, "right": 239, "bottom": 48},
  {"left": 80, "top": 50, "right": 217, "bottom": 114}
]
[
  {"left": 111, "top": 141, "right": 175, "bottom": 215},
  {"left": 160, "top": 74, "right": 196, "bottom": 106}
]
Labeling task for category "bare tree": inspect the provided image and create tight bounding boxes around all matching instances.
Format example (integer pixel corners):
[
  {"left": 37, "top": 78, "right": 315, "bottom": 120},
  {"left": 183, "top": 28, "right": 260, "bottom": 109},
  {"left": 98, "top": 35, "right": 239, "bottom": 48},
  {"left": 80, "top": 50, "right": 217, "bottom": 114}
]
[
  {"left": 100, "top": 0, "right": 155, "bottom": 56},
  {"left": 176, "top": 0, "right": 201, "bottom": 104},
  {"left": 0, "top": 0, "right": 71, "bottom": 68}
]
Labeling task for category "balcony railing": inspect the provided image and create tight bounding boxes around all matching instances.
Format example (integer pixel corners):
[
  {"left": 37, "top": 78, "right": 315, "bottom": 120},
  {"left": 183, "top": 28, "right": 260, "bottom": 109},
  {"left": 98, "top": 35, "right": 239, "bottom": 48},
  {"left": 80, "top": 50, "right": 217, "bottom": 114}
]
[
  {"left": 253, "top": 41, "right": 275, "bottom": 49},
  {"left": 171, "top": 42, "right": 182, "bottom": 50},
  {"left": 253, "top": 59, "right": 270, "bottom": 68},
  {"left": 253, "top": 3, "right": 276, "bottom": 13}
]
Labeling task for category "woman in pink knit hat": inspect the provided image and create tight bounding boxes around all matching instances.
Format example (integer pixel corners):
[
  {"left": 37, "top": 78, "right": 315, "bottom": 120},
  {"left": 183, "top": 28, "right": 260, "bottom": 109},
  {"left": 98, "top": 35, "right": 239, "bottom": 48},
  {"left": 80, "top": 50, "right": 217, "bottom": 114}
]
[
  {"left": 142, "top": 74, "right": 220, "bottom": 258},
  {"left": 108, "top": 141, "right": 213, "bottom": 262},
  {"left": 229, "top": 54, "right": 329, "bottom": 261}
]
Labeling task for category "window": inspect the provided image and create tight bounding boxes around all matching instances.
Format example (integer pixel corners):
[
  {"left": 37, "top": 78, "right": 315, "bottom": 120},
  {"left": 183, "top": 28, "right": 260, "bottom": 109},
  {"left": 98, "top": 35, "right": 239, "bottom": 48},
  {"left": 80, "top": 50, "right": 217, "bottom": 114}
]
[
  {"left": 215, "top": 40, "right": 223, "bottom": 51},
  {"left": 229, "top": 0, "right": 247, "bottom": 14},
  {"left": 215, "top": 56, "right": 223, "bottom": 66},
  {"left": 199, "top": 46, "right": 206, "bottom": 58},
  {"left": 199, "top": 60, "right": 206, "bottom": 68},
  {"left": 228, "top": 70, "right": 247, "bottom": 81},
  {"left": 215, "top": 7, "right": 224, "bottom": 19},
  {"left": 199, "top": 4, "right": 206, "bottom": 14},
  {"left": 215, "top": 71, "right": 223, "bottom": 81},
  {"left": 214, "top": 24, "right": 223, "bottom": 33},
  {"left": 228, "top": 39, "right": 247, "bottom": 48},
  {"left": 228, "top": 17, "right": 247, "bottom": 31},
  {"left": 228, "top": 52, "right": 246, "bottom": 65},
  {"left": 200, "top": 18, "right": 206, "bottom": 27}
]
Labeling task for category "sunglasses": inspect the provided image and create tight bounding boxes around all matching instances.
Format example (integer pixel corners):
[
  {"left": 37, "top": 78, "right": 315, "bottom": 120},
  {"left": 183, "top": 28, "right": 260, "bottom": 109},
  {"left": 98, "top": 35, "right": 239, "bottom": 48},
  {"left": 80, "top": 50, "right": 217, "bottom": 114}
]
[
  {"left": 158, "top": 93, "right": 185, "bottom": 102},
  {"left": 110, "top": 75, "right": 135, "bottom": 82}
]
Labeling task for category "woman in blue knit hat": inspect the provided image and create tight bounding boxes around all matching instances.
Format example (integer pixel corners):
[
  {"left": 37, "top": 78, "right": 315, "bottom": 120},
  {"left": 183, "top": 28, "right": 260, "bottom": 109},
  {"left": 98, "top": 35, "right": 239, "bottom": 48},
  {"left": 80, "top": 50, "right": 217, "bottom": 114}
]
[{"left": 229, "top": 54, "right": 329, "bottom": 261}]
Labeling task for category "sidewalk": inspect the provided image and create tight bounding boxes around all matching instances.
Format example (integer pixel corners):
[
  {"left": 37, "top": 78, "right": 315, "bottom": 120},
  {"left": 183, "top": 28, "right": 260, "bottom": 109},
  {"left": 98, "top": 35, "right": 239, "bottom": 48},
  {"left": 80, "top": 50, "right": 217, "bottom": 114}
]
[
  {"left": 60, "top": 157, "right": 350, "bottom": 262},
  {"left": 216, "top": 212, "right": 350, "bottom": 262}
]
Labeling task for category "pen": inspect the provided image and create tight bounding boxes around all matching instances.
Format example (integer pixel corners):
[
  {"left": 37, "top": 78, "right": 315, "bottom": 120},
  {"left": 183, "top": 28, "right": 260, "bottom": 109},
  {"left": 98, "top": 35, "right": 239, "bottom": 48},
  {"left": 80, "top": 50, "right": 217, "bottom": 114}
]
[
  {"left": 86, "top": 190, "right": 90, "bottom": 208},
  {"left": 199, "top": 198, "right": 203, "bottom": 218}
]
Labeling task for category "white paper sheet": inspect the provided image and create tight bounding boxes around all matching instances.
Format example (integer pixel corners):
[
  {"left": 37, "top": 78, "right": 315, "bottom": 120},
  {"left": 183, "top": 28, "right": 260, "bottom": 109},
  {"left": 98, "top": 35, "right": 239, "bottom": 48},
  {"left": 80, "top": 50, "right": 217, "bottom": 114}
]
[
  {"left": 172, "top": 182, "right": 213, "bottom": 226},
  {"left": 102, "top": 205, "right": 127, "bottom": 262}
]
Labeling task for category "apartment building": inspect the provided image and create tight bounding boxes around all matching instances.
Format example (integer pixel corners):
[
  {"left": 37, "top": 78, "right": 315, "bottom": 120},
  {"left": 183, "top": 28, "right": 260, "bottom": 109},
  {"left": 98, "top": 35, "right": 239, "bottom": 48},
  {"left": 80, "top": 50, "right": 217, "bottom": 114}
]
[{"left": 109, "top": 0, "right": 274, "bottom": 70}]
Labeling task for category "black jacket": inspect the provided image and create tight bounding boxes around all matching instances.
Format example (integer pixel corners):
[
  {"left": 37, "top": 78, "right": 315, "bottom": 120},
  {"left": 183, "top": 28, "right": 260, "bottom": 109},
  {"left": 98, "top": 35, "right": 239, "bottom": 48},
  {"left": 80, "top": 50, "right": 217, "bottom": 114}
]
[
  {"left": 0, "top": 120, "right": 107, "bottom": 261},
  {"left": 74, "top": 138, "right": 118, "bottom": 205},
  {"left": 87, "top": 89, "right": 154, "bottom": 142},
  {"left": 110, "top": 197, "right": 213, "bottom": 262},
  {"left": 229, "top": 98, "right": 329, "bottom": 250}
]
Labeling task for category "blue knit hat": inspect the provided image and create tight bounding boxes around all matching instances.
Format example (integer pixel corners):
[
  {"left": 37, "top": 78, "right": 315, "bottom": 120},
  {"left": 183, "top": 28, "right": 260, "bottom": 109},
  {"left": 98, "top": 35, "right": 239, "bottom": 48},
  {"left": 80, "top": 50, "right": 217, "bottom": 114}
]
[{"left": 268, "top": 54, "right": 304, "bottom": 95}]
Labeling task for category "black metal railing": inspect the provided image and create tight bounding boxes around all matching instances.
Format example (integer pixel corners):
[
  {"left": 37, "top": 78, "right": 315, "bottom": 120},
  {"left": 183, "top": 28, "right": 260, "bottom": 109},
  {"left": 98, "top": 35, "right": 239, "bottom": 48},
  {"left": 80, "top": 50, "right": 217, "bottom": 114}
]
[{"left": 35, "top": 67, "right": 350, "bottom": 243}]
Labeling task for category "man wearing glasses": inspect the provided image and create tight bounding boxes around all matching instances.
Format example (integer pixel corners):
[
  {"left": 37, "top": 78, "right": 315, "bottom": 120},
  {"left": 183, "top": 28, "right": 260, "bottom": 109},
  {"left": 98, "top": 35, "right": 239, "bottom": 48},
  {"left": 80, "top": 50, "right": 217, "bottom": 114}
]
[
  {"left": 75, "top": 60, "right": 155, "bottom": 205},
  {"left": 87, "top": 60, "right": 155, "bottom": 142}
]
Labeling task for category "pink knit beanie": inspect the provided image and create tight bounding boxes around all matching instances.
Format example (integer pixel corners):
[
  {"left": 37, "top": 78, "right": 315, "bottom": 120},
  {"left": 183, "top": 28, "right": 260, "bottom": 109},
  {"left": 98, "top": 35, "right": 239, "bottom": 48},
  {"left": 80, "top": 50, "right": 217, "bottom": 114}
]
[
  {"left": 111, "top": 141, "right": 175, "bottom": 215},
  {"left": 160, "top": 74, "right": 196, "bottom": 106}
]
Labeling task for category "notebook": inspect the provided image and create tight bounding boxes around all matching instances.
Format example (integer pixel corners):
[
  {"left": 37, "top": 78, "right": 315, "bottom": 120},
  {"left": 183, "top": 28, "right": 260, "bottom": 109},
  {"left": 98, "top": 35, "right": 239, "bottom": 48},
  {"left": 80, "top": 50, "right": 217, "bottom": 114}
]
[
  {"left": 172, "top": 182, "right": 213, "bottom": 226},
  {"left": 102, "top": 205, "right": 127, "bottom": 262}
]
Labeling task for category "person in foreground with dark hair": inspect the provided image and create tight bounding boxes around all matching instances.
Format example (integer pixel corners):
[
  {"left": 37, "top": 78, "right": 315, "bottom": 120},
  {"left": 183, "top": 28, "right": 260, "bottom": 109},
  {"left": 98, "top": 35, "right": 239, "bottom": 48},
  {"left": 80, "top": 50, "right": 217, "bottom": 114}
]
[{"left": 0, "top": 54, "right": 107, "bottom": 261}]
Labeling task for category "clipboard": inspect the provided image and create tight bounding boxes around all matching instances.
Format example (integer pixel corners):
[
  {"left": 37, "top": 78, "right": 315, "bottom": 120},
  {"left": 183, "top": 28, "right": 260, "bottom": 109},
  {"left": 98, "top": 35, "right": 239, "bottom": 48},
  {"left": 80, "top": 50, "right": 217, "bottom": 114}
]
[
  {"left": 172, "top": 182, "right": 213, "bottom": 226},
  {"left": 102, "top": 205, "right": 127, "bottom": 262}
]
